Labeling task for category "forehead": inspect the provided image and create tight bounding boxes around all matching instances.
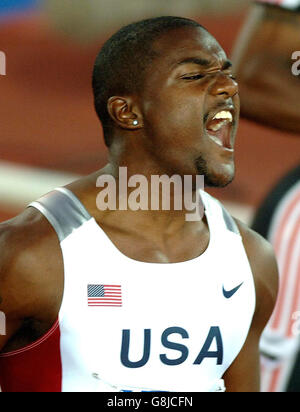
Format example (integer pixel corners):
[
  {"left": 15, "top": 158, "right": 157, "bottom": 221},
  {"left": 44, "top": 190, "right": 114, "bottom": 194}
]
[{"left": 151, "top": 26, "right": 226, "bottom": 68}]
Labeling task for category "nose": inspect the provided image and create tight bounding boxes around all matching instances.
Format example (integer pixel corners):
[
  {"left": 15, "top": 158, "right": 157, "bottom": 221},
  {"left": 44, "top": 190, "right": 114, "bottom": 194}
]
[{"left": 210, "top": 73, "right": 239, "bottom": 98}]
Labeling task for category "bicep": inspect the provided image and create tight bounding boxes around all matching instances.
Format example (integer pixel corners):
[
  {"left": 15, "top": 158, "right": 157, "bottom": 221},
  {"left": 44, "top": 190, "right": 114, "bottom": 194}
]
[
  {"left": 0, "top": 223, "right": 33, "bottom": 353},
  {"left": 223, "top": 220, "right": 279, "bottom": 392},
  {"left": 223, "top": 326, "right": 261, "bottom": 392},
  {"left": 232, "top": 4, "right": 300, "bottom": 132},
  {"left": 233, "top": 4, "right": 300, "bottom": 75},
  {"left": 0, "top": 261, "right": 24, "bottom": 353}
]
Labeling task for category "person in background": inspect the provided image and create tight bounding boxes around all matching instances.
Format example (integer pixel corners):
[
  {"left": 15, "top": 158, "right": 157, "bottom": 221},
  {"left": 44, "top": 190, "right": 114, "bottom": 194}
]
[{"left": 232, "top": 0, "right": 300, "bottom": 392}]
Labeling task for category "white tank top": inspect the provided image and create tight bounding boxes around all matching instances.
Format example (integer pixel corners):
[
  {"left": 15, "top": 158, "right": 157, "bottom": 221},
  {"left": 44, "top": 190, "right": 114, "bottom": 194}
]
[{"left": 26, "top": 187, "right": 255, "bottom": 392}]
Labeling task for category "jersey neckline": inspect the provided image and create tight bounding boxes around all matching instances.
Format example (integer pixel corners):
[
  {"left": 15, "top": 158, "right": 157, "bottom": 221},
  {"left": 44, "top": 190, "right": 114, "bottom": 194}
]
[{"left": 61, "top": 188, "right": 216, "bottom": 266}]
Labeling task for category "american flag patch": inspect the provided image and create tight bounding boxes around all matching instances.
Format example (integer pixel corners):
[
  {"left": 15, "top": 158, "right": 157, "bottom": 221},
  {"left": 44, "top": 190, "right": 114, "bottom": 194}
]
[{"left": 87, "top": 284, "right": 122, "bottom": 307}]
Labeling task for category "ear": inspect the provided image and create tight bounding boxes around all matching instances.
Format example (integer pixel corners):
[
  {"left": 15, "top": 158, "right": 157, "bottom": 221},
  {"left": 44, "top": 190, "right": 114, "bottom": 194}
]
[{"left": 107, "top": 96, "right": 143, "bottom": 130}]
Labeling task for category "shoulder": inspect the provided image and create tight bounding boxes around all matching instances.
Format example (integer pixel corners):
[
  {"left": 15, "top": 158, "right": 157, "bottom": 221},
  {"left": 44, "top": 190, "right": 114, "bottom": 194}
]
[
  {"left": 0, "top": 207, "right": 63, "bottom": 321},
  {"left": 235, "top": 218, "right": 279, "bottom": 332}
]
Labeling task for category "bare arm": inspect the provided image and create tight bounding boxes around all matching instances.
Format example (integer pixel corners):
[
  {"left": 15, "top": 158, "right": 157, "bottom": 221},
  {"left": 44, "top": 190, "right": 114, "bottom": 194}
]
[
  {"left": 223, "top": 220, "right": 279, "bottom": 392},
  {"left": 232, "top": 3, "right": 300, "bottom": 134},
  {"left": 0, "top": 209, "right": 63, "bottom": 355},
  {"left": 0, "top": 222, "right": 27, "bottom": 353}
]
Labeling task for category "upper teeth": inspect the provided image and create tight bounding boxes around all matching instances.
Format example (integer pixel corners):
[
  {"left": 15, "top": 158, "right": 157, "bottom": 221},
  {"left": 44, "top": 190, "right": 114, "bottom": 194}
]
[{"left": 212, "top": 110, "right": 233, "bottom": 122}]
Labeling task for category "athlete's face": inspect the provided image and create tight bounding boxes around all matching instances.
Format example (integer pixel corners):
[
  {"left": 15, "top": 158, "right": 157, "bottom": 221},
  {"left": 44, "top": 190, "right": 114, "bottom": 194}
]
[{"left": 139, "top": 26, "right": 240, "bottom": 187}]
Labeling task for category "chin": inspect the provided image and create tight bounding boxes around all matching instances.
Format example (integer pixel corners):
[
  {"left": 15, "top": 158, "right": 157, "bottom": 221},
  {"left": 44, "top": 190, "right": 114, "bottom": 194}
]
[
  {"left": 204, "top": 172, "right": 235, "bottom": 188},
  {"left": 195, "top": 156, "right": 235, "bottom": 188}
]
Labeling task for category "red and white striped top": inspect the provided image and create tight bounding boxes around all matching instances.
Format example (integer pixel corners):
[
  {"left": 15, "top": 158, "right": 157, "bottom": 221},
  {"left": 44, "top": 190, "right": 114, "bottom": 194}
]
[{"left": 259, "top": 181, "right": 300, "bottom": 392}]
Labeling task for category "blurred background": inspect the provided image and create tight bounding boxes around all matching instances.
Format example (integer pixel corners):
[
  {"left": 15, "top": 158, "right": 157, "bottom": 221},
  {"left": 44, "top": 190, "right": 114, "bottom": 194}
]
[{"left": 0, "top": 0, "right": 300, "bottom": 225}]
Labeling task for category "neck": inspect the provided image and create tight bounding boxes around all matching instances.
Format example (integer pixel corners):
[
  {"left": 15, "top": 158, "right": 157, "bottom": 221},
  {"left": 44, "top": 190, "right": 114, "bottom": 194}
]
[
  {"left": 93, "top": 166, "right": 204, "bottom": 232},
  {"left": 81, "top": 133, "right": 206, "bottom": 234}
]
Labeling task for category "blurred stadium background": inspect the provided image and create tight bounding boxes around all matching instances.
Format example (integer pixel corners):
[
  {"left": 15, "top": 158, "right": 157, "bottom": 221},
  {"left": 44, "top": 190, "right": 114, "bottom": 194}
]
[{"left": 0, "top": 0, "right": 300, "bottom": 224}]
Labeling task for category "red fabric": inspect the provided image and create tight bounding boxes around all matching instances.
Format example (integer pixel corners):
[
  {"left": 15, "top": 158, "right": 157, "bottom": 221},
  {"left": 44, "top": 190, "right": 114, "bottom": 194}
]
[{"left": 0, "top": 320, "right": 62, "bottom": 392}]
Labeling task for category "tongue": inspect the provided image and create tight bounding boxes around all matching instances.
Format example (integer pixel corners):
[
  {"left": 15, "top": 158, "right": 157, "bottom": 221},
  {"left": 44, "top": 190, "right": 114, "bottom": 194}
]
[
  {"left": 206, "top": 118, "right": 225, "bottom": 131},
  {"left": 206, "top": 121, "right": 231, "bottom": 149}
]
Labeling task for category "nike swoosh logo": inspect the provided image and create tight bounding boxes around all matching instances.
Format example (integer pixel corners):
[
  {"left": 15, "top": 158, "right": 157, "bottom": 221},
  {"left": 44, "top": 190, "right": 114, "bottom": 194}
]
[{"left": 222, "top": 282, "right": 244, "bottom": 299}]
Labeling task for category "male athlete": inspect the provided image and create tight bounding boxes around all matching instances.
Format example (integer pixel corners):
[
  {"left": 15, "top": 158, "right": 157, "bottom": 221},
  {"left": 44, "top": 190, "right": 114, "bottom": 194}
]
[
  {"left": 232, "top": 0, "right": 300, "bottom": 392},
  {"left": 0, "top": 16, "right": 278, "bottom": 392}
]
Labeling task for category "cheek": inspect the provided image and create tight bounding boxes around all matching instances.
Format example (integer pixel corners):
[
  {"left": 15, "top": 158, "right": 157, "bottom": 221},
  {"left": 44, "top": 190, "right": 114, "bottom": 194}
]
[{"left": 143, "top": 94, "right": 205, "bottom": 147}]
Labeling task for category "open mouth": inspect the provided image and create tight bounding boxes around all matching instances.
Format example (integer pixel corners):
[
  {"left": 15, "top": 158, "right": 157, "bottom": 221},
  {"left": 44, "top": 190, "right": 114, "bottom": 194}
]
[{"left": 205, "top": 110, "right": 234, "bottom": 150}]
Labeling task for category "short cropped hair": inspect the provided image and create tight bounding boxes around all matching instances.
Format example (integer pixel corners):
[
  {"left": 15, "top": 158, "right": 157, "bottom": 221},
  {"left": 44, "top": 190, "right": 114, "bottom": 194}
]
[{"left": 92, "top": 16, "right": 204, "bottom": 146}]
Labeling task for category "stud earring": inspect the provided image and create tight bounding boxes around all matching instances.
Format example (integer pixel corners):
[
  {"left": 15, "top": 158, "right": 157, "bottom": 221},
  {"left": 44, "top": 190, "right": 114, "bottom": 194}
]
[{"left": 133, "top": 120, "right": 139, "bottom": 126}]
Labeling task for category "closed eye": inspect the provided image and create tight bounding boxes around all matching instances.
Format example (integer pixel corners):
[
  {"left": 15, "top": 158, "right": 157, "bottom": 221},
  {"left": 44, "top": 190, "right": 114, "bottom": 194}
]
[
  {"left": 181, "top": 74, "right": 205, "bottom": 81},
  {"left": 181, "top": 72, "right": 236, "bottom": 81}
]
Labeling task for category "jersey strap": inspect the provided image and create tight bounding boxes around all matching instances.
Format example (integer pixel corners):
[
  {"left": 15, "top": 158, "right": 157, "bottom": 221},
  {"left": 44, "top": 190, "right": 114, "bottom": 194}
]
[
  {"left": 220, "top": 204, "right": 240, "bottom": 235},
  {"left": 28, "top": 188, "right": 92, "bottom": 242},
  {"left": 200, "top": 190, "right": 240, "bottom": 236}
]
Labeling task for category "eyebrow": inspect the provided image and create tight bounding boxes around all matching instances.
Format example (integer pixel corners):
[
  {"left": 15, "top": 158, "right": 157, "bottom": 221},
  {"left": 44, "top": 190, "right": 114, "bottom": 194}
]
[
  {"left": 222, "top": 60, "right": 233, "bottom": 70},
  {"left": 176, "top": 57, "right": 233, "bottom": 70},
  {"left": 176, "top": 57, "right": 211, "bottom": 67}
]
